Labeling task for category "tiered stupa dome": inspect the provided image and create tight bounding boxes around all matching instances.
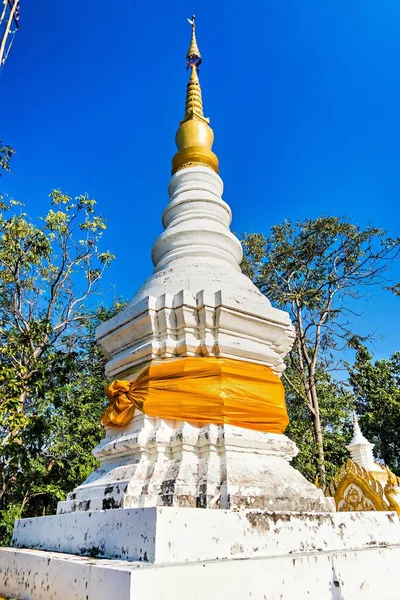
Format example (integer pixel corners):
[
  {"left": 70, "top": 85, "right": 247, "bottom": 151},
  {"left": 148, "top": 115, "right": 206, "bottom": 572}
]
[{"left": 56, "top": 15, "right": 332, "bottom": 515}]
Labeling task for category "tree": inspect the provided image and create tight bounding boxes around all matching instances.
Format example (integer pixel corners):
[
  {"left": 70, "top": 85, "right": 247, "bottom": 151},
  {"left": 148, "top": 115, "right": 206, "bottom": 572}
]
[
  {"left": 284, "top": 361, "right": 354, "bottom": 484},
  {"left": 0, "top": 302, "right": 125, "bottom": 543},
  {"left": 0, "top": 302, "right": 125, "bottom": 545},
  {"left": 0, "top": 188, "right": 115, "bottom": 523},
  {"left": 0, "top": 0, "right": 20, "bottom": 70},
  {"left": 348, "top": 344, "right": 400, "bottom": 476},
  {"left": 242, "top": 217, "right": 400, "bottom": 489}
]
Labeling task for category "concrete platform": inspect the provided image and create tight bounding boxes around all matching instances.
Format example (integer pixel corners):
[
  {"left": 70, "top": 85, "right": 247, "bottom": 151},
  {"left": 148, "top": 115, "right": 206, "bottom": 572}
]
[
  {"left": 1, "top": 507, "right": 399, "bottom": 599},
  {"left": 10, "top": 507, "right": 400, "bottom": 563},
  {"left": 1, "top": 544, "right": 400, "bottom": 600}
]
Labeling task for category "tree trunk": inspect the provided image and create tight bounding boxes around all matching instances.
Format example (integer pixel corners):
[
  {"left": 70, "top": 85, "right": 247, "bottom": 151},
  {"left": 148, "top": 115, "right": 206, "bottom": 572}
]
[
  {"left": 298, "top": 360, "right": 327, "bottom": 489},
  {"left": 308, "top": 366, "right": 327, "bottom": 490},
  {"left": 18, "top": 390, "right": 27, "bottom": 411},
  {"left": 311, "top": 405, "right": 326, "bottom": 490}
]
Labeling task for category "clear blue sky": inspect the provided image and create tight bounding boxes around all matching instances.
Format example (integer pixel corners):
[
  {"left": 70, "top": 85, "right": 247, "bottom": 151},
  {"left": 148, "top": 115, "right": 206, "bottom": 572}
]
[{"left": 1, "top": 0, "right": 399, "bottom": 359}]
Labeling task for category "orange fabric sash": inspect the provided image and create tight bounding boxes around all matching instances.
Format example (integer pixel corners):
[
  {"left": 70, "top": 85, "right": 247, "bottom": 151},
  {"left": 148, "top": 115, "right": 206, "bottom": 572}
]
[{"left": 102, "top": 357, "right": 288, "bottom": 434}]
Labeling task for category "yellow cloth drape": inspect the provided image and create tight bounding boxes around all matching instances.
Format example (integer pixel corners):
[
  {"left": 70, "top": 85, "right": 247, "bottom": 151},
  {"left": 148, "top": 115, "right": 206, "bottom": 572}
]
[{"left": 102, "top": 357, "right": 288, "bottom": 434}]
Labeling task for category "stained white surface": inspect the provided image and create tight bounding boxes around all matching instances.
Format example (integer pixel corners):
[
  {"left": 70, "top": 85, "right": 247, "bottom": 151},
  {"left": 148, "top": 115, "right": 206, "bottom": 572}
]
[
  {"left": 1, "top": 544, "right": 400, "bottom": 600},
  {"left": 57, "top": 418, "right": 333, "bottom": 515},
  {"left": 12, "top": 507, "right": 400, "bottom": 564},
  {"left": 0, "top": 548, "right": 133, "bottom": 600}
]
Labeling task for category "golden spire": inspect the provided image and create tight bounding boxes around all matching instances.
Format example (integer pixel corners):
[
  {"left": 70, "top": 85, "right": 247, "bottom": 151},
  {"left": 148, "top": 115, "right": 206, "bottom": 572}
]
[
  {"left": 186, "top": 15, "right": 202, "bottom": 66},
  {"left": 172, "top": 16, "right": 219, "bottom": 175}
]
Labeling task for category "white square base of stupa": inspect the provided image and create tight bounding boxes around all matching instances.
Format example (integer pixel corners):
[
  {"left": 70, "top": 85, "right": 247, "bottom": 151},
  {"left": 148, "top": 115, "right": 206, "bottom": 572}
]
[{"left": 0, "top": 507, "right": 399, "bottom": 600}]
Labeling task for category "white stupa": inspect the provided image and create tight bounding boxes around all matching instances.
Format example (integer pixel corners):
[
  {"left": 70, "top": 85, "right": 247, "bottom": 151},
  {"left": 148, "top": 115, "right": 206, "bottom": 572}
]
[
  {"left": 0, "top": 17, "right": 399, "bottom": 600},
  {"left": 346, "top": 414, "right": 382, "bottom": 472}
]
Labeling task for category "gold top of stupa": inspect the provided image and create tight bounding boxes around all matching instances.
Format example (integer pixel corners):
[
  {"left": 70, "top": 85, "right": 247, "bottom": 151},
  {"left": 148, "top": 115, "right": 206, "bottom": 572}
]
[{"left": 172, "top": 16, "right": 219, "bottom": 175}]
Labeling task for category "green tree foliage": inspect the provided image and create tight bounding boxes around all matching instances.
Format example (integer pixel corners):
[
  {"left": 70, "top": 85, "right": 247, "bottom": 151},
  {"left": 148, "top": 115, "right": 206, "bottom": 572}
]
[
  {"left": 0, "top": 142, "right": 14, "bottom": 175},
  {"left": 0, "top": 303, "right": 124, "bottom": 545},
  {"left": 284, "top": 360, "right": 354, "bottom": 484},
  {"left": 388, "top": 283, "right": 400, "bottom": 296},
  {"left": 348, "top": 345, "right": 400, "bottom": 476},
  {"left": 242, "top": 217, "right": 400, "bottom": 488},
  {"left": 0, "top": 187, "right": 117, "bottom": 544}
]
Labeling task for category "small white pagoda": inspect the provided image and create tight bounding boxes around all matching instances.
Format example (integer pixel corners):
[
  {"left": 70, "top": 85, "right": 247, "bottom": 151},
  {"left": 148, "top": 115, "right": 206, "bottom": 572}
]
[
  {"left": 327, "top": 415, "right": 400, "bottom": 514},
  {"left": 0, "top": 17, "right": 399, "bottom": 600}
]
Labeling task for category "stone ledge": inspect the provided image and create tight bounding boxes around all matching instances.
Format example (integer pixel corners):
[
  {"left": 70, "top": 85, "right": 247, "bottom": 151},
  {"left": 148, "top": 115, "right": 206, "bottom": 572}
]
[
  {"left": 11, "top": 507, "right": 400, "bottom": 564},
  {"left": 1, "top": 544, "right": 400, "bottom": 600},
  {"left": 97, "top": 289, "right": 294, "bottom": 379}
]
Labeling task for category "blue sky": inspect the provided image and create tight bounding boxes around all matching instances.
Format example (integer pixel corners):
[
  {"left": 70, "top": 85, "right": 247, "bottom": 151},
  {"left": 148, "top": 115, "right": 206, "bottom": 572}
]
[{"left": 1, "top": 0, "right": 399, "bottom": 359}]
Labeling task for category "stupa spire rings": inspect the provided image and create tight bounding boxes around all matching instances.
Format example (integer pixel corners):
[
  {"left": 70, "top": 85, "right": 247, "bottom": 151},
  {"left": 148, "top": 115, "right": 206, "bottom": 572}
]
[
  {"left": 184, "top": 55, "right": 205, "bottom": 120},
  {"left": 182, "top": 15, "right": 206, "bottom": 122}
]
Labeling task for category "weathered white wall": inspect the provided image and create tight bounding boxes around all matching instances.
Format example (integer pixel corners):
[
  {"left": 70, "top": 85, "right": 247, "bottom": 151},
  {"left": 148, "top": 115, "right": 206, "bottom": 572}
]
[
  {"left": 1, "top": 544, "right": 400, "bottom": 600},
  {"left": 0, "top": 548, "right": 132, "bottom": 600},
  {"left": 12, "top": 507, "right": 400, "bottom": 564},
  {"left": 58, "top": 419, "right": 333, "bottom": 515}
]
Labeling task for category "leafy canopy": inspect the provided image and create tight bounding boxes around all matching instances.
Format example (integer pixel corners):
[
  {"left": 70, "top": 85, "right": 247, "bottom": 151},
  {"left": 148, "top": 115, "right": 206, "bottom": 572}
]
[{"left": 0, "top": 184, "right": 117, "bottom": 544}]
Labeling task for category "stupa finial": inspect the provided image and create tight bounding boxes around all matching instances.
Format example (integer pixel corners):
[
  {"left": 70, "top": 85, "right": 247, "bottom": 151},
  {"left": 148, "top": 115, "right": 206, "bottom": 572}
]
[
  {"left": 182, "top": 15, "right": 206, "bottom": 122},
  {"left": 172, "top": 16, "right": 219, "bottom": 175},
  {"left": 186, "top": 15, "right": 202, "bottom": 68}
]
